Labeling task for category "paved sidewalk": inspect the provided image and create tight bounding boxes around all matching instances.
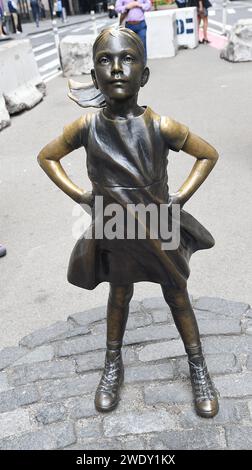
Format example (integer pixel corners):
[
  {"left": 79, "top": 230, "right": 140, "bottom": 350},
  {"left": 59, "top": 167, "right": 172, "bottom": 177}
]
[{"left": 0, "top": 296, "right": 251, "bottom": 450}]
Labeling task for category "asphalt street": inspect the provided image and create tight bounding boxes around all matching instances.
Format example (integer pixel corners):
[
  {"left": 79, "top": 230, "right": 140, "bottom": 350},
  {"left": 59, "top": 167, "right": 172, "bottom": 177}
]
[{"left": 0, "top": 8, "right": 252, "bottom": 349}]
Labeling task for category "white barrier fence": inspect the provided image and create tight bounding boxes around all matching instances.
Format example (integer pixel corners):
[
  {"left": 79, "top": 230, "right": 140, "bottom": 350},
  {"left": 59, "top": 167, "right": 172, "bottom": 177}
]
[{"left": 146, "top": 7, "right": 198, "bottom": 59}]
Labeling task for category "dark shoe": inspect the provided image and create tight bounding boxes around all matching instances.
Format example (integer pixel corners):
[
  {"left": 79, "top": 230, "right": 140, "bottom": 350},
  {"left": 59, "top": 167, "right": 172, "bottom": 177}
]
[
  {"left": 199, "top": 40, "right": 204, "bottom": 44},
  {"left": 189, "top": 357, "right": 219, "bottom": 418},
  {"left": 95, "top": 349, "right": 124, "bottom": 412},
  {"left": 0, "top": 245, "right": 6, "bottom": 257},
  {"left": 203, "top": 39, "right": 210, "bottom": 44}
]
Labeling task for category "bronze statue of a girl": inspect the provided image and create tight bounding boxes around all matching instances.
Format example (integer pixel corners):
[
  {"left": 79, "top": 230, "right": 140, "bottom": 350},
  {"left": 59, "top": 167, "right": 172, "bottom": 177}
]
[{"left": 38, "top": 27, "right": 219, "bottom": 418}]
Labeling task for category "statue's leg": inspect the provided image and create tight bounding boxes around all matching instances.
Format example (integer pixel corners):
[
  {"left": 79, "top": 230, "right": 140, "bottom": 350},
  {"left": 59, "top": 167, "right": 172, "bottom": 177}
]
[
  {"left": 95, "top": 283, "right": 134, "bottom": 412},
  {"left": 161, "top": 285, "right": 219, "bottom": 418}
]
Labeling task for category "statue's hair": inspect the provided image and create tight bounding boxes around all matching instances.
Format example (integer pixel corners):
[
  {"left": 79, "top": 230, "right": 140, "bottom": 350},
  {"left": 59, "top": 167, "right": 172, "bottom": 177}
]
[{"left": 93, "top": 27, "right": 146, "bottom": 65}]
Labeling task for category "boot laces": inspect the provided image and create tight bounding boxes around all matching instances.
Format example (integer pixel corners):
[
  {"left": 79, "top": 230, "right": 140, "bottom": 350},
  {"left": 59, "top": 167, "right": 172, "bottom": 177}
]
[
  {"left": 189, "top": 360, "right": 216, "bottom": 401},
  {"left": 98, "top": 355, "right": 122, "bottom": 393}
]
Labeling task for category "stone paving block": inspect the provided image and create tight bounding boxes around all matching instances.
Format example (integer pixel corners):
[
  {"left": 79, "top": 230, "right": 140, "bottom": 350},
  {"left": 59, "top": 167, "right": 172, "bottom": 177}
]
[
  {"left": 225, "top": 425, "right": 252, "bottom": 450},
  {"left": 38, "top": 373, "right": 100, "bottom": 401},
  {"left": 33, "top": 403, "right": 66, "bottom": 425},
  {"left": 56, "top": 324, "right": 90, "bottom": 340},
  {"left": 75, "top": 350, "right": 105, "bottom": 373},
  {"left": 103, "top": 410, "right": 177, "bottom": 437},
  {"left": 68, "top": 436, "right": 146, "bottom": 450},
  {"left": 129, "top": 300, "right": 142, "bottom": 314},
  {"left": 66, "top": 438, "right": 125, "bottom": 450},
  {"left": 0, "top": 409, "right": 32, "bottom": 440},
  {"left": 19, "top": 322, "right": 74, "bottom": 348},
  {"left": 116, "top": 386, "right": 144, "bottom": 413},
  {"left": 76, "top": 417, "right": 102, "bottom": 439},
  {"left": 175, "top": 353, "right": 241, "bottom": 378},
  {"left": 65, "top": 395, "right": 98, "bottom": 420},
  {"left": 141, "top": 297, "right": 168, "bottom": 311},
  {"left": 193, "top": 297, "right": 249, "bottom": 317},
  {"left": 195, "top": 312, "right": 241, "bottom": 335},
  {"left": 127, "top": 311, "right": 153, "bottom": 330},
  {"left": 214, "top": 372, "right": 252, "bottom": 398},
  {"left": 138, "top": 340, "right": 185, "bottom": 362},
  {"left": 0, "top": 384, "right": 39, "bottom": 413},
  {"left": 248, "top": 400, "right": 252, "bottom": 418},
  {"left": 7, "top": 359, "right": 76, "bottom": 387},
  {"left": 12, "top": 345, "right": 54, "bottom": 366},
  {"left": 144, "top": 381, "right": 192, "bottom": 406},
  {"left": 0, "top": 422, "right": 76, "bottom": 450},
  {"left": 247, "top": 355, "right": 252, "bottom": 370},
  {"left": 69, "top": 307, "right": 106, "bottom": 326},
  {"left": 151, "top": 309, "right": 173, "bottom": 324},
  {"left": 125, "top": 363, "right": 174, "bottom": 384},
  {"left": 0, "top": 372, "right": 11, "bottom": 392},
  {"left": 246, "top": 309, "right": 252, "bottom": 319},
  {"left": 147, "top": 427, "right": 226, "bottom": 450},
  {"left": 177, "top": 399, "right": 250, "bottom": 428},
  {"left": 244, "top": 318, "right": 252, "bottom": 335},
  {"left": 202, "top": 335, "right": 250, "bottom": 355},
  {"left": 0, "top": 346, "right": 27, "bottom": 370},
  {"left": 55, "top": 334, "right": 106, "bottom": 357},
  {"left": 75, "top": 347, "right": 135, "bottom": 373},
  {"left": 124, "top": 324, "right": 179, "bottom": 346}
]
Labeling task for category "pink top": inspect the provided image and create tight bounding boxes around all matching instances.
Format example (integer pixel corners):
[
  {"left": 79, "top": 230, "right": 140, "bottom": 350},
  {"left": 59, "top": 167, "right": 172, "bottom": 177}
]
[{"left": 115, "top": 0, "right": 151, "bottom": 22}]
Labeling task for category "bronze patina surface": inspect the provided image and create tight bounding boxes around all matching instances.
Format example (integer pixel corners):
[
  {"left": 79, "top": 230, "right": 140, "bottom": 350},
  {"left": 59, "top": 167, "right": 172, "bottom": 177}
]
[{"left": 38, "top": 27, "right": 219, "bottom": 417}]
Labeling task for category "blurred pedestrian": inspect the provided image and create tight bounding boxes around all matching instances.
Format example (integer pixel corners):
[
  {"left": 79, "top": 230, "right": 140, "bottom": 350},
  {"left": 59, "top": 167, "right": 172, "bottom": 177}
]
[
  {"left": 30, "top": 0, "right": 40, "bottom": 28},
  {"left": 175, "top": 0, "right": 187, "bottom": 7},
  {"left": 7, "top": 0, "right": 22, "bottom": 33},
  {"left": 0, "top": 3, "right": 6, "bottom": 36},
  {"left": 0, "top": 244, "right": 7, "bottom": 257},
  {"left": 197, "top": 0, "right": 212, "bottom": 43},
  {"left": 115, "top": 0, "right": 151, "bottom": 61}
]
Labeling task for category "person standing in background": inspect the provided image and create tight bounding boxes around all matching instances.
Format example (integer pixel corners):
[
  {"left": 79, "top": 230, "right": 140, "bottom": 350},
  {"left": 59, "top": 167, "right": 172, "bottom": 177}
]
[
  {"left": 196, "top": 0, "right": 212, "bottom": 43},
  {"left": 30, "top": 0, "right": 40, "bottom": 28},
  {"left": 7, "top": 0, "right": 22, "bottom": 33},
  {"left": 115, "top": 0, "right": 151, "bottom": 61}
]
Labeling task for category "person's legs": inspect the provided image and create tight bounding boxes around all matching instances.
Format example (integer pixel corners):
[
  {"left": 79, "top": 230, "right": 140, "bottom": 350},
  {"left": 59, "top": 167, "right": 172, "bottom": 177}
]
[
  {"left": 203, "top": 15, "right": 209, "bottom": 41},
  {"left": 125, "top": 21, "right": 147, "bottom": 62},
  {"left": 161, "top": 285, "right": 219, "bottom": 417},
  {"left": 95, "top": 283, "right": 134, "bottom": 412}
]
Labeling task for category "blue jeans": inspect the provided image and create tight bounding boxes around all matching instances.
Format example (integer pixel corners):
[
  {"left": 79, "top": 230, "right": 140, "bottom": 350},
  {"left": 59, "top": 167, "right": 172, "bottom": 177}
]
[{"left": 125, "top": 20, "right": 147, "bottom": 62}]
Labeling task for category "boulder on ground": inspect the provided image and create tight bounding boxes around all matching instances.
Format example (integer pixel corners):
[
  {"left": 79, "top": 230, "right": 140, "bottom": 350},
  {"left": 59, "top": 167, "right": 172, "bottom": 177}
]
[{"left": 220, "top": 19, "right": 252, "bottom": 62}]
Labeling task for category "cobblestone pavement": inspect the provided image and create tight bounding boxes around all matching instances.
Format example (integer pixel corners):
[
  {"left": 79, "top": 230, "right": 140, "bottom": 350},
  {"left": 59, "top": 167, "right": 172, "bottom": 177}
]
[{"left": 0, "top": 296, "right": 251, "bottom": 450}]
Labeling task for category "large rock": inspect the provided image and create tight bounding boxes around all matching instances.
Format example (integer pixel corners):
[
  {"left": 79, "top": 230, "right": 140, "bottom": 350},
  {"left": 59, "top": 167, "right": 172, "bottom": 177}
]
[
  {"left": 0, "top": 95, "right": 10, "bottom": 131},
  {"left": 59, "top": 35, "right": 94, "bottom": 77},
  {"left": 220, "top": 19, "right": 252, "bottom": 62}
]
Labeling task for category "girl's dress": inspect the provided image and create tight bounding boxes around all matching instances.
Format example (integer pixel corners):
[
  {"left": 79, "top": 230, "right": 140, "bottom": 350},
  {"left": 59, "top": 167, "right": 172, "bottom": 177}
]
[{"left": 63, "top": 107, "right": 214, "bottom": 290}]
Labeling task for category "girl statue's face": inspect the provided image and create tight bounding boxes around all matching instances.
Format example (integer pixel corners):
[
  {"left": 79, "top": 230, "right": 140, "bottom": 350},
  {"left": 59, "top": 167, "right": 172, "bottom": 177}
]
[{"left": 91, "top": 34, "right": 149, "bottom": 102}]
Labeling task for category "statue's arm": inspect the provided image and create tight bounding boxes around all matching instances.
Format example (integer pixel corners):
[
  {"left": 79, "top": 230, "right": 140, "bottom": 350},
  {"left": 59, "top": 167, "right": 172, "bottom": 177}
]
[
  {"left": 37, "top": 135, "right": 88, "bottom": 203},
  {"left": 160, "top": 116, "right": 219, "bottom": 206},
  {"left": 173, "top": 132, "right": 219, "bottom": 206}
]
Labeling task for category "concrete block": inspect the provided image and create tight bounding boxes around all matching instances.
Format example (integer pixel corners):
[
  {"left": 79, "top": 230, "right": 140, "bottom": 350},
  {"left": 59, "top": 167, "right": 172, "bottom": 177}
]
[
  {"left": 145, "top": 11, "right": 178, "bottom": 59},
  {"left": 0, "top": 39, "right": 45, "bottom": 115},
  {"left": 59, "top": 35, "right": 94, "bottom": 76},
  {"left": 175, "top": 7, "right": 198, "bottom": 49}
]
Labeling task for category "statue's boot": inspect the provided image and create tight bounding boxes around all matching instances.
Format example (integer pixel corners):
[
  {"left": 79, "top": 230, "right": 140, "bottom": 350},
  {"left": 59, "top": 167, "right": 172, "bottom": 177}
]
[
  {"left": 188, "top": 356, "right": 219, "bottom": 418},
  {"left": 95, "top": 349, "right": 124, "bottom": 412}
]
